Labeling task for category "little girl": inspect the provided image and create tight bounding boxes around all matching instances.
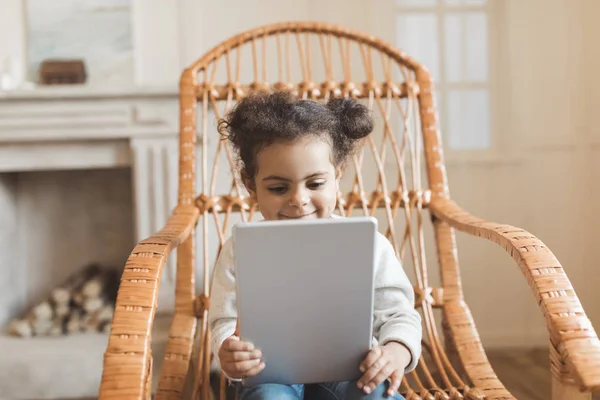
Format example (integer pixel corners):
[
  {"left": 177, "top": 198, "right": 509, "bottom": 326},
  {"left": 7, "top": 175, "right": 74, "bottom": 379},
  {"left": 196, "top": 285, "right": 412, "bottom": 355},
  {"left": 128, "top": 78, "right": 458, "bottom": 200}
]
[{"left": 208, "top": 91, "right": 422, "bottom": 400}]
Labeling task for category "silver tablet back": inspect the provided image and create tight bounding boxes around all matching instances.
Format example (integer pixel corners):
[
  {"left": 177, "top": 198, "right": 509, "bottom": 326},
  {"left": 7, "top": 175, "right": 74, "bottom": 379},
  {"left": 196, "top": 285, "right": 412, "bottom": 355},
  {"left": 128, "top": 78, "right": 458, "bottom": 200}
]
[{"left": 233, "top": 217, "right": 377, "bottom": 386}]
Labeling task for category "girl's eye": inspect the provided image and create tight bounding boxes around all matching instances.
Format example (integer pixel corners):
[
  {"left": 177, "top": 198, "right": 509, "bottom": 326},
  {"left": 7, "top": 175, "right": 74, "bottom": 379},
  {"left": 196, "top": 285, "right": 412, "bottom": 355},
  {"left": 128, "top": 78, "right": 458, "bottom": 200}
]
[
  {"left": 268, "top": 186, "right": 287, "bottom": 194},
  {"left": 307, "top": 181, "right": 326, "bottom": 190}
]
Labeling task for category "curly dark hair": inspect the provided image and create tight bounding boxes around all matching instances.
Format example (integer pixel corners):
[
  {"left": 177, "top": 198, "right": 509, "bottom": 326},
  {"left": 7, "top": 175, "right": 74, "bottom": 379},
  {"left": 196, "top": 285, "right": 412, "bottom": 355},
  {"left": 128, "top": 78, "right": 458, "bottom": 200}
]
[{"left": 218, "top": 91, "right": 373, "bottom": 183}]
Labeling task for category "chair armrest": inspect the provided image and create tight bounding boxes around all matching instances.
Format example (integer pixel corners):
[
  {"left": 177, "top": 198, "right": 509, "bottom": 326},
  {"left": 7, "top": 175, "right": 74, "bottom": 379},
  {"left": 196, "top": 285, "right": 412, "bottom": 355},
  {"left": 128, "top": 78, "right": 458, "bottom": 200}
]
[
  {"left": 98, "top": 205, "right": 199, "bottom": 400},
  {"left": 430, "top": 196, "right": 600, "bottom": 391}
]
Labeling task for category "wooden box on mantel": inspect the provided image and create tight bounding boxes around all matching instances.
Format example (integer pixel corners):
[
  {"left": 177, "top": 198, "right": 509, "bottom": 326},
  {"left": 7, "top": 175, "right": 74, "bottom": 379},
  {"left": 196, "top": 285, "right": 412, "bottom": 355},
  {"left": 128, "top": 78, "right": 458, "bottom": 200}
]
[{"left": 39, "top": 59, "right": 87, "bottom": 85}]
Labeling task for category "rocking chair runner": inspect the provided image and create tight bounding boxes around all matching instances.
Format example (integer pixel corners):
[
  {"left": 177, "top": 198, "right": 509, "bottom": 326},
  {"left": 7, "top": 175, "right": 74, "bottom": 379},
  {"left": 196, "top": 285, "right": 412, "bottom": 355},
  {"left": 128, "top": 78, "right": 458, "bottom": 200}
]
[{"left": 98, "top": 22, "right": 600, "bottom": 400}]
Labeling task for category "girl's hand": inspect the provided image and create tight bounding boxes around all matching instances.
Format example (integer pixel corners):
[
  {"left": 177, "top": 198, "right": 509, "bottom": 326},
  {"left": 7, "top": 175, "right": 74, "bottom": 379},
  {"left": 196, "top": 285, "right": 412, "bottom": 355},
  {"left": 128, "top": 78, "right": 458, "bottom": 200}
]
[
  {"left": 357, "top": 342, "right": 411, "bottom": 396},
  {"left": 218, "top": 335, "right": 265, "bottom": 379}
]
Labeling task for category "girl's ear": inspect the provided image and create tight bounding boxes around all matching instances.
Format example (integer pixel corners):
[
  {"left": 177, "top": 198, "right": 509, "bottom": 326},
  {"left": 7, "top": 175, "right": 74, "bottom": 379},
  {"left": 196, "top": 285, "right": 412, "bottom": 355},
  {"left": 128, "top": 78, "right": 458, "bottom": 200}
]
[{"left": 242, "top": 174, "right": 258, "bottom": 202}]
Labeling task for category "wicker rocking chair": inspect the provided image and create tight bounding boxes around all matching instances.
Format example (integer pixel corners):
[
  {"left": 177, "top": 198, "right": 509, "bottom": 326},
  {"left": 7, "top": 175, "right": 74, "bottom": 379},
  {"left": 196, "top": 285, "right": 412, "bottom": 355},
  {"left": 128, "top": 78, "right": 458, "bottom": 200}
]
[{"left": 98, "top": 22, "right": 600, "bottom": 400}]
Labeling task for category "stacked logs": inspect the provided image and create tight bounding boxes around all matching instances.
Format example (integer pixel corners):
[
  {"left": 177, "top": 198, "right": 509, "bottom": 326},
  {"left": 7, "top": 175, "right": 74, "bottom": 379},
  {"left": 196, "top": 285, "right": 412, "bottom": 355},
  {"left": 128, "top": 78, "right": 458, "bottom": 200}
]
[{"left": 8, "top": 264, "right": 120, "bottom": 337}]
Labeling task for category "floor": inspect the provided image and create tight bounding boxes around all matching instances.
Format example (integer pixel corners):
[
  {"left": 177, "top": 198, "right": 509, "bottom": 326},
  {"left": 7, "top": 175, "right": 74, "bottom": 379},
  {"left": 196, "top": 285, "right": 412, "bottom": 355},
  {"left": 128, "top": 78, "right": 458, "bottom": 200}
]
[
  {"left": 50, "top": 348, "right": 600, "bottom": 400},
  {"left": 487, "top": 347, "right": 550, "bottom": 399},
  {"left": 486, "top": 347, "right": 598, "bottom": 400}
]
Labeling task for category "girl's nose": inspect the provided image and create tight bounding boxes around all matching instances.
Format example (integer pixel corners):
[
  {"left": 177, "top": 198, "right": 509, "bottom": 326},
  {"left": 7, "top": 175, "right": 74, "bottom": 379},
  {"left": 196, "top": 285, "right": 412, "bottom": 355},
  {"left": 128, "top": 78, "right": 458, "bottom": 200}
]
[{"left": 289, "top": 187, "right": 309, "bottom": 207}]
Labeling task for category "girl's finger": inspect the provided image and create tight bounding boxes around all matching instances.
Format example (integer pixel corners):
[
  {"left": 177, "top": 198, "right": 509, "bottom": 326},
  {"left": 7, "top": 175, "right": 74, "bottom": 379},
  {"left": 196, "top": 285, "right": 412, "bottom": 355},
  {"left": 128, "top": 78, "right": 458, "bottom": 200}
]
[
  {"left": 244, "top": 361, "right": 266, "bottom": 377},
  {"left": 387, "top": 371, "right": 403, "bottom": 397},
  {"left": 231, "top": 349, "right": 262, "bottom": 361},
  {"left": 357, "top": 354, "right": 386, "bottom": 390},
  {"left": 364, "top": 361, "right": 393, "bottom": 394},
  {"left": 359, "top": 346, "right": 382, "bottom": 373},
  {"left": 226, "top": 358, "right": 261, "bottom": 373},
  {"left": 223, "top": 337, "right": 255, "bottom": 352}
]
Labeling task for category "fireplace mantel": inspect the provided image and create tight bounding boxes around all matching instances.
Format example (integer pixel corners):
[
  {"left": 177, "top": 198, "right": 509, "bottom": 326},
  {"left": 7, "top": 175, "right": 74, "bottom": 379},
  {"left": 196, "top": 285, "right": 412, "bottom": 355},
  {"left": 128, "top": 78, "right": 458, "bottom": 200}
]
[
  {"left": 0, "top": 85, "right": 180, "bottom": 144},
  {"left": 0, "top": 85, "right": 178, "bottom": 100}
]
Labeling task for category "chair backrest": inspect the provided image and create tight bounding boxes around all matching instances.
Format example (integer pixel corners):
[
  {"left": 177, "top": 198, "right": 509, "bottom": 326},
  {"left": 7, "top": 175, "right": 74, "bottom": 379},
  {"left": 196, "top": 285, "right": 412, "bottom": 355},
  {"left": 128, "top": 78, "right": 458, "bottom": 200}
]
[{"left": 178, "top": 20, "right": 457, "bottom": 325}]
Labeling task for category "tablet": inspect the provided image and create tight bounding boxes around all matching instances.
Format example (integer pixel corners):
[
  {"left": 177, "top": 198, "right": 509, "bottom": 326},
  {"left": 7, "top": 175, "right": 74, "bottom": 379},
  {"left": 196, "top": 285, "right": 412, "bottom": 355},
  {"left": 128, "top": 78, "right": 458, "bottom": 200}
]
[{"left": 233, "top": 216, "right": 377, "bottom": 387}]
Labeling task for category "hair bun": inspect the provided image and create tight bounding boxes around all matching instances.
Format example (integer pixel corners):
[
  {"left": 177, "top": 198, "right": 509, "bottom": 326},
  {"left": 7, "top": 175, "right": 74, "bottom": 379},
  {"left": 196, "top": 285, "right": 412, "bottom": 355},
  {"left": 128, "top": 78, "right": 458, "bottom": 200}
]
[{"left": 327, "top": 98, "right": 373, "bottom": 140}]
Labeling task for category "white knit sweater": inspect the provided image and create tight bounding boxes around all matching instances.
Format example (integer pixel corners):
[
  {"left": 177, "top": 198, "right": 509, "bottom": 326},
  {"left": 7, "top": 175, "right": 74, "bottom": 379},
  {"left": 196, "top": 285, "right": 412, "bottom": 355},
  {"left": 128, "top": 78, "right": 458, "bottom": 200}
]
[{"left": 208, "top": 217, "right": 422, "bottom": 375}]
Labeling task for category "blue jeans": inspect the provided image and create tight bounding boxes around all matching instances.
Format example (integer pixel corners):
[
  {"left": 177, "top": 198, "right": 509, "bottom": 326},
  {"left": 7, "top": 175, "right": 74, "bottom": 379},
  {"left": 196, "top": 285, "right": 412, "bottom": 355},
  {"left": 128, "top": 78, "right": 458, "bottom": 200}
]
[{"left": 236, "top": 380, "right": 405, "bottom": 400}]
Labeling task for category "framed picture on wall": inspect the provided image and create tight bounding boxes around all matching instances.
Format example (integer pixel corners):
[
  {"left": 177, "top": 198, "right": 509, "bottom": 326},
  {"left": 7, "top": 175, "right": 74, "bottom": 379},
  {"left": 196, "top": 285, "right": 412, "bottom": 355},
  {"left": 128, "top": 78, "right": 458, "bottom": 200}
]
[{"left": 25, "top": 0, "right": 133, "bottom": 86}]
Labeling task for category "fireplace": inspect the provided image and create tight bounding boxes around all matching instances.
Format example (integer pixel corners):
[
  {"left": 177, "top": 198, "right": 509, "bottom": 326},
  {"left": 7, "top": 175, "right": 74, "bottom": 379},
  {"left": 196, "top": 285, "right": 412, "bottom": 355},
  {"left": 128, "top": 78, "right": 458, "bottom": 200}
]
[
  {"left": 0, "top": 86, "right": 192, "bottom": 398},
  {"left": 1, "top": 167, "right": 133, "bottom": 325}
]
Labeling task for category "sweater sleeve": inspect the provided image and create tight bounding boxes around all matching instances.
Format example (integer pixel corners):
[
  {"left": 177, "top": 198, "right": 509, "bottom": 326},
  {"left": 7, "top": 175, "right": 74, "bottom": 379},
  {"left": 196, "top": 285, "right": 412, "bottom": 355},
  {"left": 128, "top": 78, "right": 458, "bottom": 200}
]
[
  {"left": 207, "top": 238, "right": 238, "bottom": 374},
  {"left": 372, "top": 232, "right": 422, "bottom": 373}
]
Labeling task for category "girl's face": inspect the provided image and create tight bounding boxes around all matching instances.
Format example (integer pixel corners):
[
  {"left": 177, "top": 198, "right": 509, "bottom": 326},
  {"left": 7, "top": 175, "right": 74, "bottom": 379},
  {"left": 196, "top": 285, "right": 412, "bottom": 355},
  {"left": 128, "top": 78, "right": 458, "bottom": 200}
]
[{"left": 246, "top": 135, "right": 340, "bottom": 221}]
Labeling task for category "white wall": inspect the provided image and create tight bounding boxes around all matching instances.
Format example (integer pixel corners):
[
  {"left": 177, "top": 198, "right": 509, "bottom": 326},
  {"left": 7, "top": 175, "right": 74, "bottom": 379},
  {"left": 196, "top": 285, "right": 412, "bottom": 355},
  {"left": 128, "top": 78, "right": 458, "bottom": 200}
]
[
  {"left": 131, "top": 0, "right": 376, "bottom": 86},
  {"left": 448, "top": 0, "right": 600, "bottom": 346},
  {"left": 0, "top": 0, "right": 26, "bottom": 89}
]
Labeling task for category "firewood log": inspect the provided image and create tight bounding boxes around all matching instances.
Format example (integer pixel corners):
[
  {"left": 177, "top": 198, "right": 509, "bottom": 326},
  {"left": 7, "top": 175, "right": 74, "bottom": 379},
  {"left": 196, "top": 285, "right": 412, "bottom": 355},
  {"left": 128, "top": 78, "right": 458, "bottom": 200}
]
[
  {"left": 66, "top": 309, "right": 83, "bottom": 334},
  {"left": 99, "top": 320, "right": 112, "bottom": 334},
  {"left": 55, "top": 303, "right": 70, "bottom": 318},
  {"left": 79, "top": 268, "right": 119, "bottom": 326},
  {"left": 51, "top": 288, "right": 70, "bottom": 305},
  {"left": 48, "top": 318, "right": 65, "bottom": 337},
  {"left": 81, "top": 268, "right": 120, "bottom": 302},
  {"left": 8, "top": 319, "right": 32, "bottom": 338},
  {"left": 52, "top": 264, "right": 102, "bottom": 306},
  {"left": 97, "top": 305, "right": 114, "bottom": 322},
  {"left": 83, "top": 297, "right": 103, "bottom": 314},
  {"left": 8, "top": 264, "right": 119, "bottom": 337},
  {"left": 29, "top": 301, "right": 53, "bottom": 336},
  {"left": 83, "top": 305, "right": 114, "bottom": 333},
  {"left": 32, "top": 319, "right": 53, "bottom": 336},
  {"left": 32, "top": 301, "right": 53, "bottom": 321}
]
